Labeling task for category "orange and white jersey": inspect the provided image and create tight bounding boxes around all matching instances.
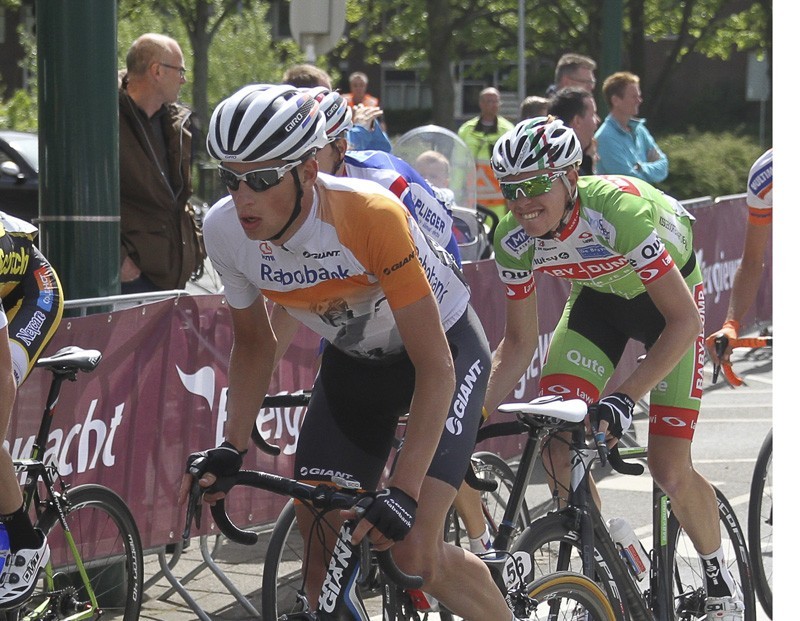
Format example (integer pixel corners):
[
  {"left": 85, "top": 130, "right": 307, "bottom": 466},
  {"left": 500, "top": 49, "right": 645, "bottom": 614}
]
[
  {"left": 746, "top": 148, "right": 772, "bottom": 226},
  {"left": 204, "top": 173, "right": 469, "bottom": 361}
]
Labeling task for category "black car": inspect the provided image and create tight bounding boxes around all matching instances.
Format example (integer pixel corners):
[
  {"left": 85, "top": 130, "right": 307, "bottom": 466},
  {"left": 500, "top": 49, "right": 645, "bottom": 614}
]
[{"left": 0, "top": 130, "right": 38, "bottom": 222}]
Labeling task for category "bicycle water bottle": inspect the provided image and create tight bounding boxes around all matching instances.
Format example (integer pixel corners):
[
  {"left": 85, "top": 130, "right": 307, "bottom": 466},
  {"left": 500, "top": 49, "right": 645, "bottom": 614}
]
[
  {"left": 0, "top": 523, "right": 9, "bottom": 575},
  {"left": 608, "top": 517, "right": 650, "bottom": 581}
]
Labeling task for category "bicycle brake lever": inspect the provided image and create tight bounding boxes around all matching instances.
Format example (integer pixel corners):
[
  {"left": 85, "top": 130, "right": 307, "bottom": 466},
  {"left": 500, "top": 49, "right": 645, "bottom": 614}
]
[
  {"left": 591, "top": 425, "right": 608, "bottom": 467},
  {"left": 183, "top": 479, "right": 203, "bottom": 541},
  {"left": 712, "top": 336, "right": 729, "bottom": 384}
]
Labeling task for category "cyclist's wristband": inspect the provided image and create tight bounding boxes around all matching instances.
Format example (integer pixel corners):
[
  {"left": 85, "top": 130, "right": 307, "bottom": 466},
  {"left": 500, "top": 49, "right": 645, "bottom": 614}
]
[
  {"left": 221, "top": 440, "right": 248, "bottom": 457},
  {"left": 722, "top": 319, "right": 741, "bottom": 334}
]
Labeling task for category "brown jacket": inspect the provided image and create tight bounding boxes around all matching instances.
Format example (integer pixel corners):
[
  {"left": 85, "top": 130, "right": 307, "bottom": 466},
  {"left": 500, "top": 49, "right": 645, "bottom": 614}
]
[{"left": 119, "top": 88, "right": 205, "bottom": 290}]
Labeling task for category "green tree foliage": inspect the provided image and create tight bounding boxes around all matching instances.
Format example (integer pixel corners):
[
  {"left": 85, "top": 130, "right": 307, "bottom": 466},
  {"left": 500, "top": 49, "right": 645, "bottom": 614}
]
[
  {"left": 329, "top": 0, "right": 769, "bottom": 129},
  {"left": 657, "top": 129, "right": 765, "bottom": 200},
  {"left": 118, "top": 0, "right": 306, "bottom": 133}
]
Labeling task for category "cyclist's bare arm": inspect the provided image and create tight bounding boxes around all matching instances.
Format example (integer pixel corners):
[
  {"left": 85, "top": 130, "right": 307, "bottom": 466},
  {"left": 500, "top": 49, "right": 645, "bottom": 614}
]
[
  {"left": 349, "top": 293, "right": 455, "bottom": 546},
  {"left": 482, "top": 289, "right": 539, "bottom": 415},
  {"left": 179, "top": 297, "right": 276, "bottom": 505},
  {"left": 614, "top": 265, "right": 702, "bottom": 404},
  {"left": 706, "top": 220, "right": 771, "bottom": 365},
  {"left": 0, "top": 325, "right": 21, "bottom": 514},
  {"left": 268, "top": 303, "right": 302, "bottom": 369}
]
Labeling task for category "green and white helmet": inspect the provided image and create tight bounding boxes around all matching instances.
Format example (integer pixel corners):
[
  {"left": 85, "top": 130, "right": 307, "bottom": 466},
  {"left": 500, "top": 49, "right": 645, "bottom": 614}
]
[{"left": 491, "top": 116, "right": 583, "bottom": 179}]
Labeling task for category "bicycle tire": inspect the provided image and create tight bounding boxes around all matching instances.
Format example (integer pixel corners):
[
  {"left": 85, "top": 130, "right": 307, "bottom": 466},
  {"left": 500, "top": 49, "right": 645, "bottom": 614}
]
[
  {"left": 525, "top": 570, "right": 616, "bottom": 621},
  {"left": 666, "top": 485, "right": 757, "bottom": 621},
  {"left": 512, "top": 512, "right": 629, "bottom": 620},
  {"left": 15, "top": 484, "right": 143, "bottom": 621},
  {"left": 747, "top": 428, "right": 772, "bottom": 618}
]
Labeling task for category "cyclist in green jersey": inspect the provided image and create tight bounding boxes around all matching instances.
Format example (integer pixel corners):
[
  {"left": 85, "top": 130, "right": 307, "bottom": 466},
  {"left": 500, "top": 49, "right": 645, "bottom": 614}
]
[{"left": 477, "top": 117, "right": 743, "bottom": 620}]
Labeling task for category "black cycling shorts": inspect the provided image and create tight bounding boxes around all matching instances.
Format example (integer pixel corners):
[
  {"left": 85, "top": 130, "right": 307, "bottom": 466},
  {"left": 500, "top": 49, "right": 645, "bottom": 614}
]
[{"left": 294, "top": 305, "right": 490, "bottom": 491}]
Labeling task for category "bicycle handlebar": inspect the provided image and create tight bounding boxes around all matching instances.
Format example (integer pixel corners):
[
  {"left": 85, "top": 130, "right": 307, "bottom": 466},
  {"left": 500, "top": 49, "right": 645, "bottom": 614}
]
[
  {"left": 712, "top": 335, "right": 772, "bottom": 387},
  {"left": 249, "top": 391, "right": 313, "bottom": 456},
  {"left": 607, "top": 446, "right": 645, "bottom": 476},
  {"left": 184, "top": 469, "right": 424, "bottom": 590}
]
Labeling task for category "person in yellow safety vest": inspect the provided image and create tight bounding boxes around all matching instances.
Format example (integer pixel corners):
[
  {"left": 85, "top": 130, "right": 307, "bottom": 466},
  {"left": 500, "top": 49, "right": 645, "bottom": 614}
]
[{"left": 457, "top": 87, "right": 515, "bottom": 218}]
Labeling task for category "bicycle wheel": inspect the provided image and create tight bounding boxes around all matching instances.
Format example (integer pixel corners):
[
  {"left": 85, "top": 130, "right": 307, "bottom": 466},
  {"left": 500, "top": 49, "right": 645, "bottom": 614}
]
[
  {"left": 512, "top": 512, "right": 629, "bottom": 620},
  {"left": 264, "top": 501, "right": 455, "bottom": 621},
  {"left": 262, "top": 500, "right": 308, "bottom": 621},
  {"left": 523, "top": 570, "right": 616, "bottom": 621},
  {"left": 666, "top": 486, "right": 757, "bottom": 621},
  {"left": 748, "top": 428, "right": 772, "bottom": 618},
  {"left": 16, "top": 484, "right": 143, "bottom": 621},
  {"left": 447, "top": 451, "right": 536, "bottom": 550}
]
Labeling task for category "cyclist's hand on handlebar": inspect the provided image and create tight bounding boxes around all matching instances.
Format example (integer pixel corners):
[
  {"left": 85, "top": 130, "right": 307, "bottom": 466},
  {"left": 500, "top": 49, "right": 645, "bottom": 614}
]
[
  {"left": 345, "top": 487, "right": 418, "bottom": 551},
  {"left": 705, "top": 320, "right": 739, "bottom": 366},
  {"left": 178, "top": 442, "right": 246, "bottom": 505},
  {"left": 589, "top": 392, "right": 635, "bottom": 441}
]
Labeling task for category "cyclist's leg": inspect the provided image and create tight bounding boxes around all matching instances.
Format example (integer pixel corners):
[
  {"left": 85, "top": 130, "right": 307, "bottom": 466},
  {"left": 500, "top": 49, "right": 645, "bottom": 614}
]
[
  {"left": 647, "top": 273, "right": 742, "bottom": 610},
  {"left": 292, "top": 346, "right": 407, "bottom": 607},
  {"left": 391, "top": 306, "right": 513, "bottom": 619},
  {"left": 394, "top": 476, "right": 506, "bottom": 617},
  {"left": 537, "top": 287, "right": 626, "bottom": 509},
  {"left": 0, "top": 249, "right": 62, "bottom": 608},
  {"left": 452, "top": 482, "right": 493, "bottom": 552}
]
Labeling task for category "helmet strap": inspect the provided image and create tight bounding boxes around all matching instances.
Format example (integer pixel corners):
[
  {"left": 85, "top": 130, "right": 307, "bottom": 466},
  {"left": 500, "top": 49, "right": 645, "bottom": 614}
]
[
  {"left": 330, "top": 139, "right": 346, "bottom": 176},
  {"left": 268, "top": 167, "right": 304, "bottom": 241}
]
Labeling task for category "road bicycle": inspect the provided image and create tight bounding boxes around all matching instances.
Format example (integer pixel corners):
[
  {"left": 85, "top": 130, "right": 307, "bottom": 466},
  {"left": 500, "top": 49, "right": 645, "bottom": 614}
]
[
  {"left": 2, "top": 346, "right": 143, "bottom": 621},
  {"left": 494, "top": 395, "right": 756, "bottom": 621},
  {"left": 195, "top": 391, "right": 616, "bottom": 621},
  {"left": 710, "top": 334, "right": 772, "bottom": 619}
]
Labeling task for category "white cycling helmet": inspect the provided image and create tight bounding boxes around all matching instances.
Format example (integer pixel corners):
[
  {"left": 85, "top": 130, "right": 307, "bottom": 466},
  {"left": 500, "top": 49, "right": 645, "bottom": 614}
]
[
  {"left": 305, "top": 87, "right": 353, "bottom": 140},
  {"left": 207, "top": 83, "right": 328, "bottom": 163},
  {"left": 491, "top": 116, "right": 583, "bottom": 179}
]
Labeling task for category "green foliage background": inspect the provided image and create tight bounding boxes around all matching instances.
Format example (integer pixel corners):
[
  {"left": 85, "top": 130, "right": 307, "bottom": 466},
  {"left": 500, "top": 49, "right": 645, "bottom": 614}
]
[{"left": 656, "top": 129, "right": 766, "bottom": 201}]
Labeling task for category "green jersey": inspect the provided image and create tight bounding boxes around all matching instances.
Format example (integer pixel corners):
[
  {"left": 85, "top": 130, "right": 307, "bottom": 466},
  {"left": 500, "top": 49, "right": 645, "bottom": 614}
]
[{"left": 493, "top": 175, "right": 695, "bottom": 300}]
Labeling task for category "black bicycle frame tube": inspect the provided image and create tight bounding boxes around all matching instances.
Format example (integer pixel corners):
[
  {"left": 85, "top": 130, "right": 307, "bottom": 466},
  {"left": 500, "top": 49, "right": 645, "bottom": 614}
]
[{"left": 493, "top": 433, "right": 544, "bottom": 552}]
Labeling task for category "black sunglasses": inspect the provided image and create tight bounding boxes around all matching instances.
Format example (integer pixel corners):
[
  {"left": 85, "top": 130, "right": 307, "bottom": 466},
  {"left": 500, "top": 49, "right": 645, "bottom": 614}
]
[{"left": 218, "top": 161, "right": 302, "bottom": 192}]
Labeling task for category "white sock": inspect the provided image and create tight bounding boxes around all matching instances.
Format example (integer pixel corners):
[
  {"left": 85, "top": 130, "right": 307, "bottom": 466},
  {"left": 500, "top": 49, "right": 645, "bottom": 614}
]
[
  {"left": 469, "top": 525, "right": 493, "bottom": 553},
  {"left": 699, "top": 546, "right": 737, "bottom": 597}
]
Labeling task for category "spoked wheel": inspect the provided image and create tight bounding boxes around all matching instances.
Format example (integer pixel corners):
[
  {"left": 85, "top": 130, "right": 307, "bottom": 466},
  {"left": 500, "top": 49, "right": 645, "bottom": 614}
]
[{"left": 14, "top": 484, "right": 144, "bottom": 621}]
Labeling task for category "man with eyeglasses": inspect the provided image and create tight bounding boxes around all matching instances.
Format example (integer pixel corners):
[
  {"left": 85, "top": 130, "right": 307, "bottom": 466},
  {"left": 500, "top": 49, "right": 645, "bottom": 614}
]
[
  {"left": 477, "top": 116, "right": 744, "bottom": 619},
  {"left": 118, "top": 33, "right": 205, "bottom": 295},
  {"left": 180, "top": 84, "right": 527, "bottom": 621},
  {"left": 544, "top": 52, "right": 597, "bottom": 97}
]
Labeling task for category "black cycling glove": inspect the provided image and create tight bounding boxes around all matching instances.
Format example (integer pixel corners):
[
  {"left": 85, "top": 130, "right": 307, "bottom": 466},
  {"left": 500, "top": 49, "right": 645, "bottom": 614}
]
[
  {"left": 357, "top": 487, "right": 418, "bottom": 542},
  {"left": 589, "top": 392, "right": 635, "bottom": 438},
  {"left": 185, "top": 441, "right": 245, "bottom": 491}
]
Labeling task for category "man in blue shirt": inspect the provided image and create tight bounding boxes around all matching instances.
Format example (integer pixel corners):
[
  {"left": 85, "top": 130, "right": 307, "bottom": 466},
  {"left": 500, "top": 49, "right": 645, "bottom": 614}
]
[{"left": 594, "top": 71, "right": 669, "bottom": 184}]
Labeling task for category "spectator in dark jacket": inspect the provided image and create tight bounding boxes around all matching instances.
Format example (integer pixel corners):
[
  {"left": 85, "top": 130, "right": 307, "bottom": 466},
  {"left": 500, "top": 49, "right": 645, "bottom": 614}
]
[{"left": 118, "top": 33, "right": 205, "bottom": 293}]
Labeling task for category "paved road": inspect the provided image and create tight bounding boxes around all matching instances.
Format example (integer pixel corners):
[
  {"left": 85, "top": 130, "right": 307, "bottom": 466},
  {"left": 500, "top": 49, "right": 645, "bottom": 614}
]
[{"left": 138, "top": 340, "right": 774, "bottom": 620}]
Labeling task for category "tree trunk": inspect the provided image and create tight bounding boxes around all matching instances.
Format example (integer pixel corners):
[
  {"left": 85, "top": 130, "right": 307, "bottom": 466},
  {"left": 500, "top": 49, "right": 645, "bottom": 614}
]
[{"left": 426, "top": 0, "right": 456, "bottom": 130}]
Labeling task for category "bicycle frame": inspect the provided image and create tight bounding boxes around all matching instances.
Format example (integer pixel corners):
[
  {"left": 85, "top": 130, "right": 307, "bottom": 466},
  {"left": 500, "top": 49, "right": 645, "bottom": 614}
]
[{"left": 10, "top": 347, "right": 106, "bottom": 620}]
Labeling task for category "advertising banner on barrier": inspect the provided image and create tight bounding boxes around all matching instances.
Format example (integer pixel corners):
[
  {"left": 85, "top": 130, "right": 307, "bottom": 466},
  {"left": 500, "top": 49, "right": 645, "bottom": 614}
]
[{"left": 4, "top": 195, "right": 771, "bottom": 549}]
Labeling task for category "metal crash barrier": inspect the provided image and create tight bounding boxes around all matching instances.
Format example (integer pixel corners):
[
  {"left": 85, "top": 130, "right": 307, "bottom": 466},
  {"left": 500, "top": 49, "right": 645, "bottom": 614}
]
[{"left": 4, "top": 193, "right": 770, "bottom": 617}]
